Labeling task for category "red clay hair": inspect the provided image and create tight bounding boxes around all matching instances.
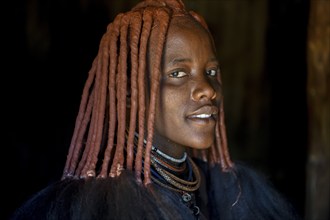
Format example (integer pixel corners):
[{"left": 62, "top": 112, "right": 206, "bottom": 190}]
[{"left": 62, "top": 0, "right": 233, "bottom": 185}]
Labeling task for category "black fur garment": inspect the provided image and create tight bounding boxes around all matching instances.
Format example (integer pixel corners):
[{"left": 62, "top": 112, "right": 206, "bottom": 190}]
[{"left": 11, "top": 160, "right": 301, "bottom": 220}]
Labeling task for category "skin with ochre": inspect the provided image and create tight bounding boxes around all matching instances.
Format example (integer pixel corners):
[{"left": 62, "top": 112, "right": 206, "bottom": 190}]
[{"left": 152, "top": 17, "right": 222, "bottom": 159}]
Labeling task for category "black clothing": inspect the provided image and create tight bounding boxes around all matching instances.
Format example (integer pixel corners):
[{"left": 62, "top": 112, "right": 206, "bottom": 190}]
[{"left": 11, "top": 160, "right": 300, "bottom": 220}]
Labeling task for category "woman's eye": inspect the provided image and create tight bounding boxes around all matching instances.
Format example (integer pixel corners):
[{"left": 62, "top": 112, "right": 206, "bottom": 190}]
[
  {"left": 207, "top": 69, "right": 217, "bottom": 77},
  {"left": 169, "top": 71, "right": 187, "bottom": 78}
]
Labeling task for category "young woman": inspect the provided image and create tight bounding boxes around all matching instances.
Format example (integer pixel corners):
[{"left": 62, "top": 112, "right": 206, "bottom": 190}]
[{"left": 11, "top": 0, "right": 300, "bottom": 219}]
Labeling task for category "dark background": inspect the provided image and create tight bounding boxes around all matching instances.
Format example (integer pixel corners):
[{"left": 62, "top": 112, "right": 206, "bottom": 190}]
[{"left": 2, "top": 0, "right": 310, "bottom": 219}]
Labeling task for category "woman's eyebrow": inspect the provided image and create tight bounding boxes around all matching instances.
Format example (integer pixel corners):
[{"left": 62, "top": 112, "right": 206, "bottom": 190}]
[
  {"left": 209, "top": 57, "right": 219, "bottom": 63},
  {"left": 169, "top": 58, "right": 192, "bottom": 65},
  {"left": 170, "top": 57, "right": 218, "bottom": 64}
]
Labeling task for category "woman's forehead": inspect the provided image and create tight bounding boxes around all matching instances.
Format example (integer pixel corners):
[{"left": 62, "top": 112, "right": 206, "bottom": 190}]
[{"left": 169, "top": 15, "right": 204, "bottom": 31}]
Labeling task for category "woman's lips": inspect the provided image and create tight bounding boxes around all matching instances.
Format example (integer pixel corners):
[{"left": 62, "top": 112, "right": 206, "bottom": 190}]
[
  {"left": 186, "top": 105, "right": 218, "bottom": 124},
  {"left": 187, "top": 105, "right": 218, "bottom": 118}
]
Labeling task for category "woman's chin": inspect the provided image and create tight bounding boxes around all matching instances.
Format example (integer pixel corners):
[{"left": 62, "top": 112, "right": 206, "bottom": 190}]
[{"left": 188, "top": 142, "right": 213, "bottom": 150}]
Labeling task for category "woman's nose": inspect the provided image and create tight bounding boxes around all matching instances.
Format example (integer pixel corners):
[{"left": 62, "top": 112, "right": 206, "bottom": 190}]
[{"left": 191, "top": 76, "right": 217, "bottom": 101}]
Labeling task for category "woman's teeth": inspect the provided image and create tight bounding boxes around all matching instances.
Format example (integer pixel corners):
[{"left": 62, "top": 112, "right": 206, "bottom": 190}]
[{"left": 192, "top": 114, "right": 211, "bottom": 118}]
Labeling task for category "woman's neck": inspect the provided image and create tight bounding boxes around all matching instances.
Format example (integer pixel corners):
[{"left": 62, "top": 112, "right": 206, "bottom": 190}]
[{"left": 152, "top": 131, "right": 187, "bottom": 160}]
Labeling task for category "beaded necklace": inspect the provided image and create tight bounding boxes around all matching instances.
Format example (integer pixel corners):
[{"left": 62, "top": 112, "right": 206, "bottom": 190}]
[
  {"left": 129, "top": 132, "right": 201, "bottom": 217},
  {"left": 139, "top": 133, "right": 188, "bottom": 163},
  {"left": 150, "top": 156, "right": 201, "bottom": 217}
]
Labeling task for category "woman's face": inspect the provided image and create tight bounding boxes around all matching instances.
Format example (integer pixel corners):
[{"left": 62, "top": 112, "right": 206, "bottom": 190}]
[{"left": 153, "top": 18, "right": 222, "bottom": 153}]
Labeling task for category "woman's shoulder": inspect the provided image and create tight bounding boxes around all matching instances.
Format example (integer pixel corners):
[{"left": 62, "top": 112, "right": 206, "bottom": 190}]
[
  {"left": 10, "top": 178, "right": 80, "bottom": 220},
  {"left": 10, "top": 171, "right": 193, "bottom": 220},
  {"left": 195, "top": 159, "right": 301, "bottom": 220}
]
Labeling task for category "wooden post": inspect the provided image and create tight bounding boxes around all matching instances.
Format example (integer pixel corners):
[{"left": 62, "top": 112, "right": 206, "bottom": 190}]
[{"left": 306, "top": 0, "right": 330, "bottom": 220}]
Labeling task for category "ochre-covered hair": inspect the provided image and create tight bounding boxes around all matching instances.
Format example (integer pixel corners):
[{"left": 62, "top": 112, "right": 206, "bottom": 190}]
[{"left": 62, "top": 0, "right": 233, "bottom": 185}]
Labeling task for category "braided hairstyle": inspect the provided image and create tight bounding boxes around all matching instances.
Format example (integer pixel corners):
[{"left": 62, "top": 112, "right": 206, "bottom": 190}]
[{"left": 62, "top": 0, "right": 233, "bottom": 185}]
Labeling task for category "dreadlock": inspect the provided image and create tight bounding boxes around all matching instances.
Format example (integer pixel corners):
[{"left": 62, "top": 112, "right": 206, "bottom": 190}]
[{"left": 62, "top": 0, "right": 233, "bottom": 185}]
